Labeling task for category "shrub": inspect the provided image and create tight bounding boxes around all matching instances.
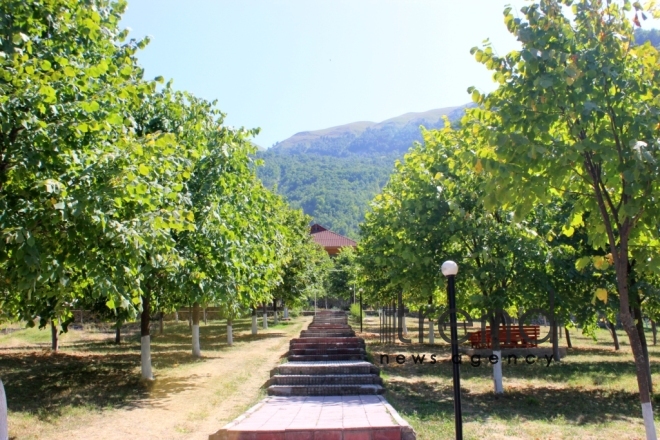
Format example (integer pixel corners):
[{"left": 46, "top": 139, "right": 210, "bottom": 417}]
[{"left": 349, "top": 303, "right": 364, "bottom": 321}]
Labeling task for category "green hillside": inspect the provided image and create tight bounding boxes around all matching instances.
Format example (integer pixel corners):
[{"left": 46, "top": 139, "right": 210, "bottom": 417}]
[{"left": 257, "top": 105, "right": 467, "bottom": 238}]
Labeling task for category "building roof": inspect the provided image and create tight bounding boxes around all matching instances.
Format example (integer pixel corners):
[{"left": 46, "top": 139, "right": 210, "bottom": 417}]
[
  {"left": 311, "top": 230, "right": 357, "bottom": 248},
  {"left": 310, "top": 229, "right": 357, "bottom": 249}
]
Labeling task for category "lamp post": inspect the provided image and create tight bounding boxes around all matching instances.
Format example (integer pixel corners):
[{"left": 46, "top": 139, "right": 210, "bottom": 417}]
[
  {"left": 359, "top": 288, "right": 364, "bottom": 332},
  {"left": 441, "top": 260, "right": 462, "bottom": 440}
]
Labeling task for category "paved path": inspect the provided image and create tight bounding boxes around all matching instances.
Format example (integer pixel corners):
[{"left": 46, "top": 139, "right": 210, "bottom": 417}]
[{"left": 209, "top": 311, "right": 415, "bottom": 440}]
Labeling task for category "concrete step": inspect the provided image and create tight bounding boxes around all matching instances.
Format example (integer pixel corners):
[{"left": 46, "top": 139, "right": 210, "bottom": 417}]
[
  {"left": 290, "top": 337, "right": 365, "bottom": 345},
  {"left": 267, "top": 384, "right": 385, "bottom": 396},
  {"left": 288, "top": 354, "right": 366, "bottom": 362},
  {"left": 270, "top": 374, "right": 383, "bottom": 386},
  {"left": 289, "top": 343, "right": 365, "bottom": 351},
  {"left": 272, "top": 361, "right": 380, "bottom": 376},
  {"left": 289, "top": 348, "right": 366, "bottom": 356},
  {"left": 300, "top": 331, "right": 356, "bottom": 337}
]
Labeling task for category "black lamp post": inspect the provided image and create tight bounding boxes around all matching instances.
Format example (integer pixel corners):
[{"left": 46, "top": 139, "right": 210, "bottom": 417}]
[{"left": 442, "top": 260, "right": 462, "bottom": 440}]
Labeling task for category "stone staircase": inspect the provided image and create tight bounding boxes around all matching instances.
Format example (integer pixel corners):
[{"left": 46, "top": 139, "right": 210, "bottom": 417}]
[
  {"left": 210, "top": 311, "right": 416, "bottom": 440},
  {"left": 267, "top": 310, "right": 385, "bottom": 396}
]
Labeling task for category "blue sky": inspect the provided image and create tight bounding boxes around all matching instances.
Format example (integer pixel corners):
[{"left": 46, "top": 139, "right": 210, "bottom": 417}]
[{"left": 120, "top": 1, "right": 530, "bottom": 148}]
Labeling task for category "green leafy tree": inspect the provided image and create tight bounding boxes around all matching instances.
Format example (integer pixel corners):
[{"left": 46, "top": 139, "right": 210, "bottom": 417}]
[{"left": 466, "top": 1, "right": 660, "bottom": 434}]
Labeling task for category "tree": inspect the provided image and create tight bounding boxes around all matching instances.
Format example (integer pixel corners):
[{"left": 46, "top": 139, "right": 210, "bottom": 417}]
[{"left": 467, "top": 1, "right": 660, "bottom": 436}]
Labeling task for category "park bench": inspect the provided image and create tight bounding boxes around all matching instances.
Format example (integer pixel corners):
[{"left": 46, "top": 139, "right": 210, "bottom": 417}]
[{"left": 469, "top": 325, "right": 540, "bottom": 349}]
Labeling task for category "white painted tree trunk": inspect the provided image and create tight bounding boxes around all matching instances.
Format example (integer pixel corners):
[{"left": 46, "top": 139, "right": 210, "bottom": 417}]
[
  {"left": 263, "top": 313, "right": 268, "bottom": 329},
  {"left": 284, "top": 307, "right": 289, "bottom": 319},
  {"left": 429, "top": 321, "right": 435, "bottom": 344},
  {"left": 227, "top": 324, "right": 233, "bottom": 346},
  {"left": 402, "top": 315, "right": 408, "bottom": 335},
  {"left": 192, "top": 325, "right": 201, "bottom": 357},
  {"left": 0, "top": 378, "right": 7, "bottom": 440},
  {"left": 174, "top": 311, "right": 178, "bottom": 323},
  {"left": 273, "top": 311, "right": 278, "bottom": 325},
  {"left": 141, "top": 336, "right": 153, "bottom": 380},
  {"left": 642, "top": 402, "right": 657, "bottom": 440},
  {"left": 492, "top": 349, "right": 504, "bottom": 394},
  {"left": 192, "top": 302, "right": 201, "bottom": 357},
  {"left": 251, "top": 315, "right": 258, "bottom": 335}
]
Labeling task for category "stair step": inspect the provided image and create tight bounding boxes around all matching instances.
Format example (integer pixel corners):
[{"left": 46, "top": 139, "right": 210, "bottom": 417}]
[
  {"left": 273, "top": 361, "right": 380, "bottom": 376},
  {"left": 270, "top": 374, "right": 383, "bottom": 386},
  {"left": 267, "top": 384, "right": 385, "bottom": 396},
  {"left": 290, "top": 337, "right": 364, "bottom": 344},
  {"left": 290, "top": 348, "right": 365, "bottom": 355},
  {"left": 288, "top": 354, "right": 366, "bottom": 362},
  {"left": 300, "top": 331, "right": 356, "bottom": 337}
]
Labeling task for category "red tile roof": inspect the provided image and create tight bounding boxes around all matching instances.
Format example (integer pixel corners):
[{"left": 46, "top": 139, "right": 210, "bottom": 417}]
[{"left": 311, "top": 230, "right": 357, "bottom": 248}]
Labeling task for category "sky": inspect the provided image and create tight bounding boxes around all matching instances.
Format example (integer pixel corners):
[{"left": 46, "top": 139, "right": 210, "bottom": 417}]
[{"left": 120, "top": 1, "right": 531, "bottom": 148}]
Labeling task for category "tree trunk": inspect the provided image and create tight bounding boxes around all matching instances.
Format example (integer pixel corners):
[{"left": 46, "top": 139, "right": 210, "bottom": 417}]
[
  {"left": 141, "top": 293, "right": 153, "bottom": 380},
  {"left": 273, "top": 300, "right": 278, "bottom": 325},
  {"left": 262, "top": 303, "right": 268, "bottom": 330},
  {"left": 634, "top": 304, "right": 652, "bottom": 395},
  {"left": 564, "top": 327, "right": 572, "bottom": 349},
  {"left": 490, "top": 312, "right": 504, "bottom": 394},
  {"left": 192, "top": 302, "right": 201, "bottom": 357},
  {"left": 283, "top": 304, "right": 289, "bottom": 319},
  {"left": 608, "top": 320, "right": 620, "bottom": 350},
  {"left": 175, "top": 310, "right": 179, "bottom": 323},
  {"left": 188, "top": 305, "right": 192, "bottom": 328},
  {"left": 0, "top": 379, "right": 7, "bottom": 440},
  {"left": 115, "top": 325, "right": 121, "bottom": 345},
  {"left": 429, "top": 320, "right": 435, "bottom": 345},
  {"left": 251, "top": 307, "right": 258, "bottom": 335},
  {"left": 227, "top": 318, "right": 233, "bottom": 346},
  {"left": 614, "top": 255, "right": 656, "bottom": 440},
  {"left": 51, "top": 319, "right": 59, "bottom": 352},
  {"left": 550, "top": 291, "right": 560, "bottom": 362},
  {"left": 653, "top": 320, "right": 657, "bottom": 346}
]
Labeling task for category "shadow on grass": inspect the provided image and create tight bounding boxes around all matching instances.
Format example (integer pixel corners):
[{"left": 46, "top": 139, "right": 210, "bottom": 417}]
[
  {"left": 1, "top": 351, "right": 147, "bottom": 419},
  {"left": 0, "top": 317, "right": 298, "bottom": 420},
  {"left": 385, "top": 379, "right": 641, "bottom": 425}
]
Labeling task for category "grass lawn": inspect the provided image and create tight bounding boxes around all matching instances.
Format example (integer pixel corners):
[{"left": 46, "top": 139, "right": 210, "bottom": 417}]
[
  {"left": 0, "top": 315, "right": 308, "bottom": 440},
  {"left": 356, "top": 315, "right": 659, "bottom": 440}
]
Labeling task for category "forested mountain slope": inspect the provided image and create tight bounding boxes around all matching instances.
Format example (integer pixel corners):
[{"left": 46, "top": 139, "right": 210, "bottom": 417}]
[{"left": 257, "top": 105, "right": 468, "bottom": 238}]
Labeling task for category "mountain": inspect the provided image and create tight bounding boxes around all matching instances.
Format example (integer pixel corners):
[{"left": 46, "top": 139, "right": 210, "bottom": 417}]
[
  {"left": 270, "top": 105, "right": 466, "bottom": 156},
  {"left": 257, "top": 105, "right": 469, "bottom": 238}
]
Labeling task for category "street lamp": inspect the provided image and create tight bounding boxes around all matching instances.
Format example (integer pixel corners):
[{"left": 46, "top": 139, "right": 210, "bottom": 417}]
[
  {"left": 359, "top": 288, "right": 364, "bottom": 332},
  {"left": 441, "top": 260, "right": 462, "bottom": 440}
]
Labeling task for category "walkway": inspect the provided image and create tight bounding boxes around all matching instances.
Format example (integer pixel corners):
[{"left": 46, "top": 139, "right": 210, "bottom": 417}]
[{"left": 209, "top": 311, "right": 415, "bottom": 440}]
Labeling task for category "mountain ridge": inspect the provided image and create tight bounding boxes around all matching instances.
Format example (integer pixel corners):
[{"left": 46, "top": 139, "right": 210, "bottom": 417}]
[
  {"left": 257, "top": 104, "right": 469, "bottom": 237},
  {"left": 270, "top": 105, "right": 467, "bottom": 155}
]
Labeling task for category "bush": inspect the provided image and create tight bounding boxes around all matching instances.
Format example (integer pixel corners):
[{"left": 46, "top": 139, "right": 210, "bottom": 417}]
[{"left": 349, "top": 303, "right": 364, "bottom": 321}]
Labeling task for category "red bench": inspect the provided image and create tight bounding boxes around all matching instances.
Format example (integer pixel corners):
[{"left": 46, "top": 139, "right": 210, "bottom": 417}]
[{"left": 469, "top": 325, "right": 540, "bottom": 349}]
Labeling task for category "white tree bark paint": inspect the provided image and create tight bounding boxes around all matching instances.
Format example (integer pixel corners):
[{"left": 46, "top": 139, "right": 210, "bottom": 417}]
[
  {"left": 402, "top": 316, "right": 408, "bottom": 335},
  {"left": 192, "top": 324, "right": 201, "bottom": 357},
  {"left": 263, "top": 313, "right": 268, "bottom": 329},
  {"left": 0, "top": 378, "right": 7, "bottom": 440},
  {"left": 174, "top": 311, "right": 178, "bottom": 323},
  {"left": 273, "top": 311, "right": 278, "bottom": 325},
  {"left": 429, "top": 321, "right": 435, "bottom": 344},
  {"left": 227, "top": 324, "right": 233, "bottom": 346},
  {"left": 251, "top": 315, "right": 258, "bottom": 335},
  {"left": 141, "top": 336, "right": 153, "bottom": 380},
  {"left": 642, "top": 402, "right": 657, "bottom": 440},
  {"left": 492, "top": 349, "right": 504, "bottom": 394},
  {"left": 284, "top": 307, "right": 289, "bottom": 319}
]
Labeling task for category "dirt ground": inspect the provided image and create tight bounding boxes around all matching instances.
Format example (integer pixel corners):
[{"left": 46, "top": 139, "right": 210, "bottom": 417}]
[{"left": 2, "top": 316, "right": 310, "bottom": 440}]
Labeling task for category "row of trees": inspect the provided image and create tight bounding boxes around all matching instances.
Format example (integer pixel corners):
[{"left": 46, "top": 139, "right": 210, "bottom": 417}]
[
  {"left": 358, "top": 1, "right": 660, "bottom": 438},
  {"left": 0, "top": 0, "right": 330, "bottom": 383}
]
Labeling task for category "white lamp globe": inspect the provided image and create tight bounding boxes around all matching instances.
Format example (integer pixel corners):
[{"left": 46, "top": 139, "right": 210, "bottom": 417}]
[{"left": 441, "top": 260, "right": 459, "bottom": 277}]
